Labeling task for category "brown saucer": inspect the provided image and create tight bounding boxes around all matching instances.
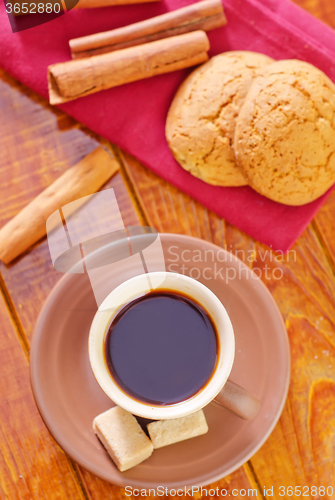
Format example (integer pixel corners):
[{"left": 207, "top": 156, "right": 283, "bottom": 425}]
[{"left": 30, "top": 233, "right": 290, "bottom": 488}]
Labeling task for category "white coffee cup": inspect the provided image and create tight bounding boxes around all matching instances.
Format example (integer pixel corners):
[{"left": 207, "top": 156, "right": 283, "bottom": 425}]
[{"left": 89, "top": 272, "right": 260, "bottom": 420}]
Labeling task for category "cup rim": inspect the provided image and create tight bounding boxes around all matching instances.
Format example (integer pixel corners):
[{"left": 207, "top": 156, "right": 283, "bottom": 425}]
[{"left": 88, "top": 272, "right": 235, "bottom": 419}]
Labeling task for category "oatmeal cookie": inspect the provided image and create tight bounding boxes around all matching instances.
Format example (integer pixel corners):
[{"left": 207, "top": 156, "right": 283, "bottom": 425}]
[
  {"left": 166, "top": 51, "right": 274, "bottom": 186},
  {"left": 234, "top": 59, "right": 335, "bottom": 205}
]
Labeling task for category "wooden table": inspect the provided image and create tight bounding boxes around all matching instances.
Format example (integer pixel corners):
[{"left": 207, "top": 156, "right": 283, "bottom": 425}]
[{"left": 1, "top": 1, "right": 335, "bottom": 499}]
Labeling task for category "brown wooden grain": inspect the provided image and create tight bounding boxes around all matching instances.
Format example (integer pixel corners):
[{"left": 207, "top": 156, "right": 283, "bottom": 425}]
[
  {"left": 293, "top": 0, "right": 335, "bottom": 28},
  {"left": 0, "top": 69, "right": 142, "bottom": 500},
  {"left": 313, "top": 190, "right": 335, "bottom": 270},
  {"left": 0, "top": 289, "right": 86, "bottom": 500},
  {"left": 0, "top": 72, "right": 261, "bottom": 498},
  {"left": 78, "top": 464, "right": 263, "bottom": 500},
  {"left": 0, "top": 69, "right": 142, "bottom": 336},
  {"left": 0, "top": 147, "right": 119, "bottom": 264}
]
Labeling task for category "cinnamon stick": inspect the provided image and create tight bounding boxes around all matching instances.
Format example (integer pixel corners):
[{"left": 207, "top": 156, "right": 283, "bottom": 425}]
[
  {"left": 70, "top": 0, "right": 225, "bottom": 59},
  {"left": 48, "top": 31, "right": 210, "bottom": 105},
  {"left": 0, "top": 147, "right": 119, "bottom": 264}
]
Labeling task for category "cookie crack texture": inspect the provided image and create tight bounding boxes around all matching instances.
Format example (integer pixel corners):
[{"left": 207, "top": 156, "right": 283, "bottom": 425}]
[
  {"left": 234, "top": 59, "right": 335, "bottom": 205},
  {"left": 165, "top": 51, "right": 274, "bottom": 186}
]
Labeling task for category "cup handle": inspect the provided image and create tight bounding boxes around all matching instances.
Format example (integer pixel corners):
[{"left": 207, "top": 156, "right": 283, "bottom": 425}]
[{"left": 214, "top": 380, "right": 261, "bottom": 420}]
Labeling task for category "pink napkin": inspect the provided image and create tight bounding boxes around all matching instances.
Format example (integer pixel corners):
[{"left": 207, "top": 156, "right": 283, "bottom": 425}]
[{"left": 0, "top": 0, "right": 334, "bottom": 252}]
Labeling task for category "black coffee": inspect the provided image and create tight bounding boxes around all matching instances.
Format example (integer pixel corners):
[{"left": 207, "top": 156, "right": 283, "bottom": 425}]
[{"left": 104, "top": 291, "right": 218, "bottom": 406}]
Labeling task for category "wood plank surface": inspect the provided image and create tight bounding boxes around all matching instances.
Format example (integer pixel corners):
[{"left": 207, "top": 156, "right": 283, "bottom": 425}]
[
  {"left": 0, "top": 69, "right": 144, "bottom": 500},
  {"left": 0, "top": 69, "right": 141, "bottom": 341},
  {"left": 0, "top": 65, "right": 261, "bottom": 500},
  {"left": 294, "top": 0, "right": 335, "bottom": 27},
  {"left": 120, "top": 151, "right": 335, "bottom": 499},
  {"left": 313, "top": 191, "right": 335, "bottom": 270},
  {"left": 0, "top": 287, "right": 86, "bottom": 500}
]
